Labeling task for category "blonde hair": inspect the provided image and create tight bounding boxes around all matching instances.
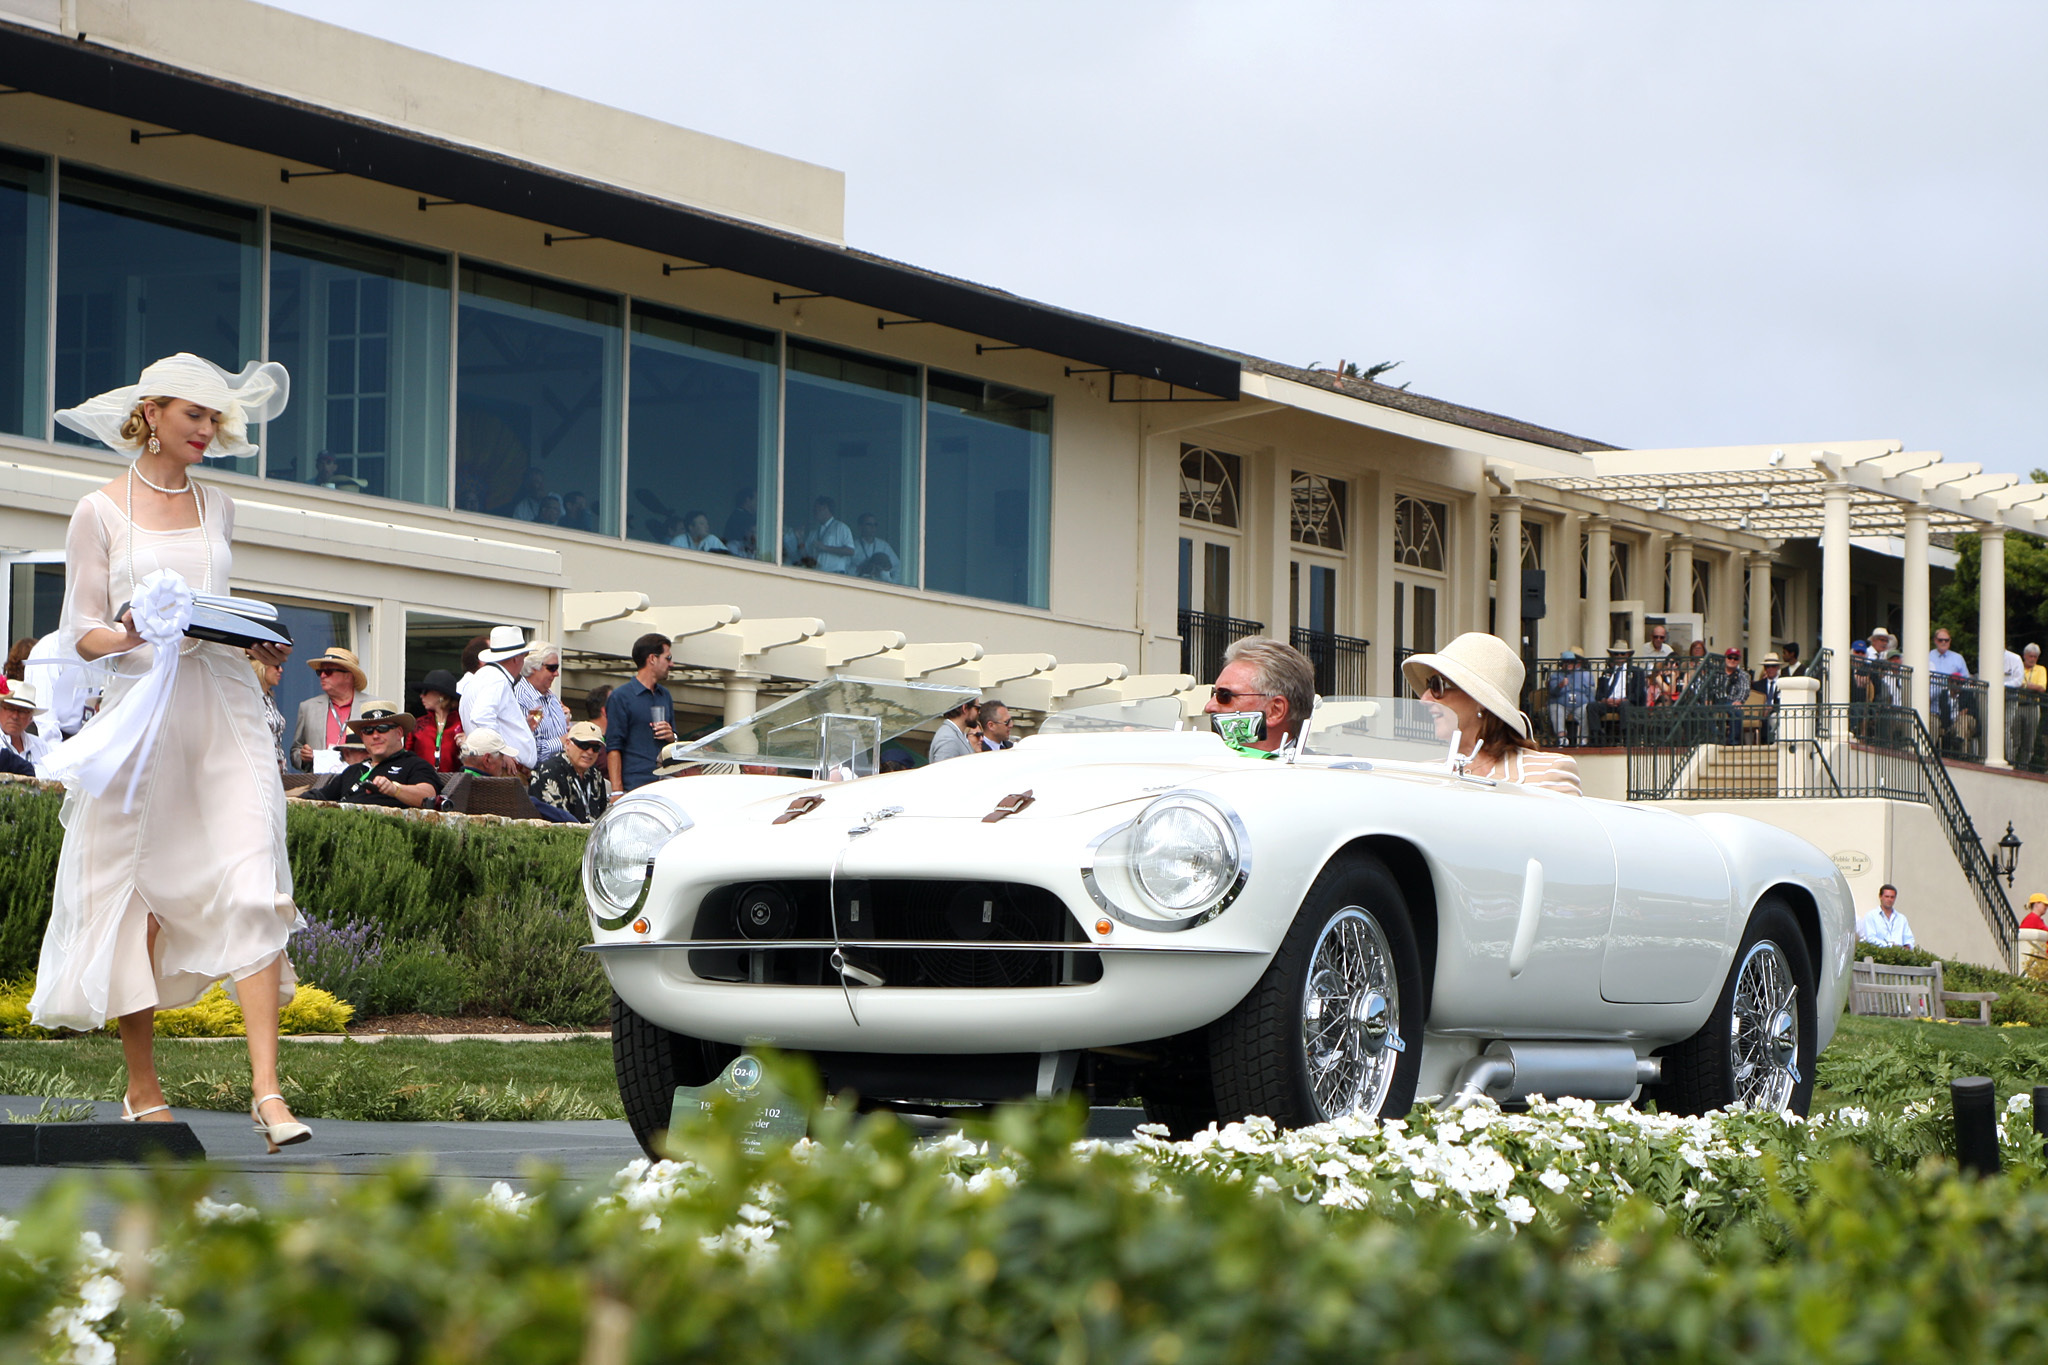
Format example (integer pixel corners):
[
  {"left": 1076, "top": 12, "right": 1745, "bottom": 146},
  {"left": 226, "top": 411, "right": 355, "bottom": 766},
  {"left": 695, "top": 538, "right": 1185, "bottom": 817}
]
[{"left": 117, "top": 397, "right": 177, "bottom": 450}]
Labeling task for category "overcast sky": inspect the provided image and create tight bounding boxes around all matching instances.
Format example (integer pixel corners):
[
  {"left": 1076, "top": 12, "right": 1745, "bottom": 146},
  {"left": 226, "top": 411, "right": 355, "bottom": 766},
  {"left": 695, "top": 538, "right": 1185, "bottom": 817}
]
[{"left": 278, "top": 1, "right": 2048, "bottom": 477}]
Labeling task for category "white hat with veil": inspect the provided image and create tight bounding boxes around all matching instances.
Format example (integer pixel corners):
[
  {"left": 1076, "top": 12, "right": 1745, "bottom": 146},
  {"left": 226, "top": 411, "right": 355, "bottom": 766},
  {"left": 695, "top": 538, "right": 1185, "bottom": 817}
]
[{"left": 54, "top": 353, "right": 290, "bottom": 459}]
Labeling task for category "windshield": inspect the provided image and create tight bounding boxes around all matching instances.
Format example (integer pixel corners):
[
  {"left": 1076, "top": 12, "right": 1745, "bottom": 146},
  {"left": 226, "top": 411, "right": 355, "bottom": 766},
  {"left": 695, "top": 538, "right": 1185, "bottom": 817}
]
[
  {"left": 1299, "top": 696, "right": 1456, "bottom": 764},
  {"left": 1035, "top": 696, "right": 1187, "bottom": 735},
  {"left": 664, "top": 675, "right": 979, "bottom": 778}
]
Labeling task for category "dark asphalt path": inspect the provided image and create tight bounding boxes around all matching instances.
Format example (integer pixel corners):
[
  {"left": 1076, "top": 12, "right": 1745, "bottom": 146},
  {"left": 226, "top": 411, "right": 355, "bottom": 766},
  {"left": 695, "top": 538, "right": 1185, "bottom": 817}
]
[{"left": 0, "top": 1096, "right": 1147, "bottom": 1213}]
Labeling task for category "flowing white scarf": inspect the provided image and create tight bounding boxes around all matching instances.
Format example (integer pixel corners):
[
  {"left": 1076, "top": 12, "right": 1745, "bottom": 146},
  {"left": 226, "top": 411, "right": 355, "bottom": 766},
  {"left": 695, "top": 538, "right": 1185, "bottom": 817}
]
[{"left": 40, "top": 568, "right": 195, "bottom": 812}]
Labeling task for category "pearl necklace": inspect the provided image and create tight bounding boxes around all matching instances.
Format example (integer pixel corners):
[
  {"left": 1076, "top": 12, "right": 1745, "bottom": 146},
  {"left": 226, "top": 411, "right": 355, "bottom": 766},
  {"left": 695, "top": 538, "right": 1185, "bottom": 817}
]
[
  {"left": 124, "top": 464, "right": 212, "bottom": 602},
  {"left": 130, "top": 462, "right": 193, "bottom": 494}
]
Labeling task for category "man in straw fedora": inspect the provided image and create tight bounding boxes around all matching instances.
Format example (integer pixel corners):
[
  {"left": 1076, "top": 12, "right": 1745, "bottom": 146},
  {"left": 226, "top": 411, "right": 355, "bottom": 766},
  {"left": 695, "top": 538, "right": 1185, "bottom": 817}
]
[
  {"left": 0, "top": 681, "right": 51, "bottom": 774},
  {"left": 290, "top": 645, "right": 367, "bottom": 771}
]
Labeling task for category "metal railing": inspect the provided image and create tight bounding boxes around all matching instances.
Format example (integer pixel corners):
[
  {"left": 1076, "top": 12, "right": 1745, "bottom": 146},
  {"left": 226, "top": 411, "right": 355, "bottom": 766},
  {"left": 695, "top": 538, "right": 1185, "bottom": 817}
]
[
  {"left": 1522, "top": 655, "right": 1715, "bottom": 749},
  {"left": 1627, "top": 702, "right": 2017, "bottom": 960},
  {"left": 1292, "top": 628, "right": 1370, "bottom": 696},
  {"left": 1178, "top": 610, "right": 1264, "bottom": 685},
  {"left": 1929, "top": 674, "right": 1988, "bottom": 762}
]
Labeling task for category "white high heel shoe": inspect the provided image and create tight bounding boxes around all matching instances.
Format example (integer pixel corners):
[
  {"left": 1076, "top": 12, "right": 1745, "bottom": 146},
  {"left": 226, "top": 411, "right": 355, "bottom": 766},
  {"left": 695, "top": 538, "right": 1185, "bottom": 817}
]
[
  {"left": 251, "top": 1094, "right": 312, "bottom": 1153},
  {"left": 121, "top": 1097, "right": 171, "bottom": 1122}
]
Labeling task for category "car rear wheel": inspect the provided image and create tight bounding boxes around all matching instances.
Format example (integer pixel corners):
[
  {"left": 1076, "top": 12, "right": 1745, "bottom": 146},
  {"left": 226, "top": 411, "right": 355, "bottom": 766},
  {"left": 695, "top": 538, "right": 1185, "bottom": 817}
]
[
  {"left": 1205, "top": 853, "right": 1425, "bottom": 1130},
  {"left": 1652, "top": 897, "right": 1816, "bottom": 1116},
  {"left": 611, "top": 993, "right": 739, "bottom": 1158}
]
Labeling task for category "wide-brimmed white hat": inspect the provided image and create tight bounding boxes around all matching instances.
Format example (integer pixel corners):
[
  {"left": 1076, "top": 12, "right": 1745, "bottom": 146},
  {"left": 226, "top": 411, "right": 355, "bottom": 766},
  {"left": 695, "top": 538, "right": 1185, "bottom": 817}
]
[
  {"left": 476, "top": 625, "right": 529, "bottom": 664},
  {"left": 459, "top": 727, "right": 516, "bottom": 758},
  {"left": 55, "top": 354, "right": 290, "bottom": 459},
  {"left": 0, "top": 682, "right": 47, "bottom": 714},
  {"left": 1400, "top": 632, "right": 1530, "bottom": 739}
]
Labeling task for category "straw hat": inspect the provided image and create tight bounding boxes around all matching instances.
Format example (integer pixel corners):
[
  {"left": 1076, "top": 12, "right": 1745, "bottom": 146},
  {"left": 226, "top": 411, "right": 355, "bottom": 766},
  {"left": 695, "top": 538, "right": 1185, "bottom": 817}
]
[
  {"left": 344, "top": 700, "right": 415, "bottom": 735},
  {"left": 1761, "top": 653, "right": 1783, "bottom": 667},
  {"left": 0, "top": 681, "right": 46, "bottom": 714},
  {"left": 306, "top": 646, "right": 368, "bottom": 691},
  {"left": 1607, "top": 639, "right": 1633, "bottom": 656},
  {"left": 1399, "top": 633, "right": 1530, "bottom": 739},
  {"left": 476, "top": 625, "right": 529, "bottom": 664},
  {"left": 54, "top": 353, "right": 289, "bottom": 459}
]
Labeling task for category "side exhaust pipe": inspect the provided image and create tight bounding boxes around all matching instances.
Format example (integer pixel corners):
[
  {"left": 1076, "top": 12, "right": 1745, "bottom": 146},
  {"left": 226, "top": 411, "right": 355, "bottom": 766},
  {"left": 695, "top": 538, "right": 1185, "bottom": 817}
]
[{"left": 1444, "top": 1042, "right": 1662, "bottom": 1111}]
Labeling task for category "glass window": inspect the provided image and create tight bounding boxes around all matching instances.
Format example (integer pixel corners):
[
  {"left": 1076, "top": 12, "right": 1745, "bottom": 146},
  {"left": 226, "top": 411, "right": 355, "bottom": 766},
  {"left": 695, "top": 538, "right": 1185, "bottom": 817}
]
[
  {"left": 267, "top": 219, "right": 450, "bottom": 506},
  {"left": 627, "top": 303, "right": 777, "bottom": 557},
  {"left": 1393, "top": 494, "right": 1447, "bottom": 571},
  {"left": 1180, "top": 445, "right": 1241, "bottom": 526},
  {"left": 925, "top": 371, "right": 1049, "bottom": 607},
  {"left": 7, "top": 558, "right": 65, "bottom": 640},
  {"left": 782, "top": 339, "right": 918, "bottom": 581},
  {"left": 271, "top": 601, "right": 352, "bottom": 748},
  {"left": 56, "top": 168, "right": 261, "bottom": 475},
  {"left": 405, "top": 610, "right": 497, "bottom": 712},
  {"left": 1290, "top": 471, "right": 1346, "bottom": 550},
  {"left": 456, "top": 263, "right": 620, "bottom": 533},
  {"left": 0, "top": 149, "right": 48, "bottom": 440}
]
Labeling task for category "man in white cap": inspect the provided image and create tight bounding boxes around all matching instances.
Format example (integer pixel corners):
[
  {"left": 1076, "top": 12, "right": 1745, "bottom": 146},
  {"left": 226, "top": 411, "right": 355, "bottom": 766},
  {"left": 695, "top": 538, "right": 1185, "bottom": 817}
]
[
  {"left": 0, "top": 682, "right": 51, "bottom": 774},
  {"left": 458, "top": 726, "right": 519, "bottom": 777},
  {"left": 459, "top": 626, "right": 537, "bottom": 771}
]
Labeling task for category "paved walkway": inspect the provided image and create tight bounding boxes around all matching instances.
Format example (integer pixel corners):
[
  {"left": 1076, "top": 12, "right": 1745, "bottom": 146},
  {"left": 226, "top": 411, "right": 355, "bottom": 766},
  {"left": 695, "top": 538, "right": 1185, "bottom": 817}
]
[{"left": 0, "top": 1097, "right": 1146, "bottom": 1213}]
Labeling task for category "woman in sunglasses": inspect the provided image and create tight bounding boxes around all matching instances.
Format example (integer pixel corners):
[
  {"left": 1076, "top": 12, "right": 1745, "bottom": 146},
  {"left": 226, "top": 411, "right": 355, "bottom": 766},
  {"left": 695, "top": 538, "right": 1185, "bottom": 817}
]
[{"left": 1401, "top": 633, "right": 1582, "bottom": 796}]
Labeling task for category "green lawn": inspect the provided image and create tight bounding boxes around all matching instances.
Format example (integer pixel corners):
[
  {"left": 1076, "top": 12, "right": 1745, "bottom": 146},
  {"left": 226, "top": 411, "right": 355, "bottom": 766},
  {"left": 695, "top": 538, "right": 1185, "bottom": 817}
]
[
  {"left": 0, "top": 1036, "right": 621, "bottom": 1122},
  {"left": 0, "top": 1013, "right": 2012, "bottom": 1124}
]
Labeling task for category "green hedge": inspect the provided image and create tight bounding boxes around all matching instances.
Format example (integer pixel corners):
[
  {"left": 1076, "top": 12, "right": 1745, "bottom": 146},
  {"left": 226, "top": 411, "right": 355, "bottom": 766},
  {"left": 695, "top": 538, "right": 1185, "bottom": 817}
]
[
  {"left": 1854, "top": 943, "right": 2048, "bottom": 1026},
  {"left": 14, "top": 1091, "right": 2048, "bottom": 1363},
  {"left": 0, "top": 780, "right": 602, "bottom": 1025}
]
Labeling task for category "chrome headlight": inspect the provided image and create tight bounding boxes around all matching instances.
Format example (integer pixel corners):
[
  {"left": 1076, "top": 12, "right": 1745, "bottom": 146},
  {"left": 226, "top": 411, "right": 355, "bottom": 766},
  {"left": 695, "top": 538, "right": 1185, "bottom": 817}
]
[
  {"left": 1132, "top": 797, "right": 1239, "bottom": 910},
  {"left": 1082, "top": 792, "right": 1250, "bottom": 931},
  {"left": 584, "top": 799, "right": 689, "bottom": 929}
]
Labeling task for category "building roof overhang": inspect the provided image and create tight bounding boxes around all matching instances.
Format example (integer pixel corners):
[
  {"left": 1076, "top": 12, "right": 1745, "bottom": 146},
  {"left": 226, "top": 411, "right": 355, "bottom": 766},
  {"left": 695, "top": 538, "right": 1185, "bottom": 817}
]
[
  {"left": 1527, "top": 441, "right": 2048, "bottom": 542},
  {"left": 0, "top": 21, "right": 1241, "bottom": 399}
]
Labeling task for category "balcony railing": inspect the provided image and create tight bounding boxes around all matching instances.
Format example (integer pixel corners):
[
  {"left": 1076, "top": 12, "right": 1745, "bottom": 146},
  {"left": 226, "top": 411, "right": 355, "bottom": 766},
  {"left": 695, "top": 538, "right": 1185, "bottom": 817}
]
[
  {"left": 1522, "top": 655, "right": 1718, "bottom": 748},
  {"left": 1292, "top": 627, "right": 1371, "bottom": 696},
  {"left": 1178, "top": 609, "right": 1264, "bottom": 685}
]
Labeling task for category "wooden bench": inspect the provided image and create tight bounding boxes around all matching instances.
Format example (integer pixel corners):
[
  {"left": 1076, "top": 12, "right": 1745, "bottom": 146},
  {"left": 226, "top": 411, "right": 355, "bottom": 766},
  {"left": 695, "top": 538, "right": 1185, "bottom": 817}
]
[{"left": 1850, "top": 955, "right": 1999, "bottom": 1025}]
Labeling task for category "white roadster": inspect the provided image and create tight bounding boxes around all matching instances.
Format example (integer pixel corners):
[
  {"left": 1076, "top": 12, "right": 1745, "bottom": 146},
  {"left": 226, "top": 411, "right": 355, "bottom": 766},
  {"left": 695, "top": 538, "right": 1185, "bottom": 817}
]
[{"left": 582, "top": 679, "right": 1854, "bottom": 1152}]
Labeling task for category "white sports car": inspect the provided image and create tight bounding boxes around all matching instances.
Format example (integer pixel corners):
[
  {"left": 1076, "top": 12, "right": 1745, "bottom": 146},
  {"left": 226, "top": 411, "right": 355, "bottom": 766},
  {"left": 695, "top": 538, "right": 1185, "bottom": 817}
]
[{"left": 582, "top": 680, "right": 1854, "bottom": 1153}]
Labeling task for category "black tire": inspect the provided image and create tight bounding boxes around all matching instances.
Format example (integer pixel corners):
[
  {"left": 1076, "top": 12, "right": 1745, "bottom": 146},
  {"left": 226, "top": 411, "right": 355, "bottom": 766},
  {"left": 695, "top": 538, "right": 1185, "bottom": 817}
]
[
  {"left": 611, "top": 993, "right": 738, "bottom": 1158},
  {"left": 1206, "top": 853, "right": 1426, "bottom": 1129},
  {"left": 1652, "top": 897, "right": 1817, "bottom": 1116}
]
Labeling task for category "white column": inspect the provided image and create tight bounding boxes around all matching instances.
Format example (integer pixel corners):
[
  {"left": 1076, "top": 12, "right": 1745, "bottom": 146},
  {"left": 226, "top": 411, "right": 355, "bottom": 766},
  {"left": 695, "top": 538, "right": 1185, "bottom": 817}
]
[
  {"left": 1903, "top": 503, "right": 1932, "bottom": 724},
  {"left": 722, "top": 671, "right": 764, "bottom": 754},
  {"left": 1555, "top": 507, "right": 1582, "bottom": 654},
  {"left": 1983, "top": 525, "right": 2009, "bottom": 768},
  {"left": 1585, "top": 515, "right": 1613, "bottom": 654},
  {"left": 1821, "top": 482, "right": 1853, "bottom": 708},
  {"left": 1495, "top": 495, "right": 1524, "bottom": 647},
  {"left": 1668, "top": 536, "right": 1695, "bottom": 617},
  {"left": 1747, "top": 550, "right": 1774, "bottom": 671},
  {"left": 1470, "top": 478, "right": 1493, "bottom": 638}
]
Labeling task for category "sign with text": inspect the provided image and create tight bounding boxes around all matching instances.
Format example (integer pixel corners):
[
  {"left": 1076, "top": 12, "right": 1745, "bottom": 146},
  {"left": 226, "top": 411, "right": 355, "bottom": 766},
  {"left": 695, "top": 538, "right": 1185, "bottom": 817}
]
[{"left": 669, "top": 1055, "right": 807, "bottom": 1155}]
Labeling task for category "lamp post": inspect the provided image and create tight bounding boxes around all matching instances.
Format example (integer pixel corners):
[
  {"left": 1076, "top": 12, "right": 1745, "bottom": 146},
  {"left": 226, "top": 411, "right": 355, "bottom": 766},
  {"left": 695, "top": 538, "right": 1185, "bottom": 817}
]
[{"left": 1996, "top": 822, "right": 2024, "bottom": 888}]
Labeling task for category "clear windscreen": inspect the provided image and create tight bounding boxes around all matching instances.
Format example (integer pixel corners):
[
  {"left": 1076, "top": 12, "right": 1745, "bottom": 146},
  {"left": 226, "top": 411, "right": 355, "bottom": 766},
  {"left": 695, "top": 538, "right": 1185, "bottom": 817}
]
[
  {"left": 1035, "top": 697, "right": 1187, "bottom": 735},
  {"left": 1300, "top": 696, "right": 1454, "bottom": 764},
  {"left": 664, "top": 675, "right": 980, "bottom": 775}
]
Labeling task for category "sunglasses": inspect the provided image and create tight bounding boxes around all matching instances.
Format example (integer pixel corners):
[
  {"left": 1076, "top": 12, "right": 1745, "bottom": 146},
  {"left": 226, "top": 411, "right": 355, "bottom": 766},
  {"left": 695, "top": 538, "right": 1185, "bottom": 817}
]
[
  {"left": 570, "top": 739, "right": 603, "bottom": 752},
  {"left": 358, "top": 722, "right": 401, "bottom": 736},
  {"left": 1210, "top": 687, "right": 1272, "bottom": 707},
  {"left": 541, "top": 662, "right": 560, "bottom": 671},
  {"left": 1422, "top": 675, "right": 1462, "bottom": 699}
]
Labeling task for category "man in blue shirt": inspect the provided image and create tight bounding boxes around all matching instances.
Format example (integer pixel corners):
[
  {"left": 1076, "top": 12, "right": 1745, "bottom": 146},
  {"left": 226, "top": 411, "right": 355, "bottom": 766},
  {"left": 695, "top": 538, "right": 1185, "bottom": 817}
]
[{"left": 605, "top": 632, "right": 675, "bottom": 793}]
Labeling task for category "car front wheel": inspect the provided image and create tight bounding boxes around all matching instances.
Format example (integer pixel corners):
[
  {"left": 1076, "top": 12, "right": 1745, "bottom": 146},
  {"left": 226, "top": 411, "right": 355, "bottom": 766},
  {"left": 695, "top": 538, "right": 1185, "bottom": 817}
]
[
  {"left": 1652, "top": 897, "right": 1816, "bottom": 1116},
  {"left": 1205, "top": 853, "right": 1425, "bottom": 1130},
  {"left": 611, "top": 993, "right": 739, "bottom": 1158}
]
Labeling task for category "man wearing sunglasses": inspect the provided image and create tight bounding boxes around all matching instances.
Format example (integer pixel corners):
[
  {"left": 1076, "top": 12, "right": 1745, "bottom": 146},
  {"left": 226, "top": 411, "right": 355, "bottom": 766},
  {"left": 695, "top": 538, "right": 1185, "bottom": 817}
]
[
  {"left": 297, "top": 701, "right": 441, "bottom": 809},
  {"left": 528, "top": 720, "right": 611, "bottom": 823},
  {"left": 1203, "top": 636, "right": 1317, "bottom": 756}
]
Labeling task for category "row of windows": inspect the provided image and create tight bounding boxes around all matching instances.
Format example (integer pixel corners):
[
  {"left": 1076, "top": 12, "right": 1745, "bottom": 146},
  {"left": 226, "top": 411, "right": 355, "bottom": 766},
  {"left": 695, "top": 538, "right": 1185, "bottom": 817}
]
[{"left": 0, "top": 151, "right": 1052, "bottom": 608}]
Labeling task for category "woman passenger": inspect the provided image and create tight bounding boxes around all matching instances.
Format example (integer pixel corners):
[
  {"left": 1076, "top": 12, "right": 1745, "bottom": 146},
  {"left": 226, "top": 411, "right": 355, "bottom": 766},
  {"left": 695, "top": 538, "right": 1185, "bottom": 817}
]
[{"left": 1402, "top": 632, "right": 1582, "bottom": 796}]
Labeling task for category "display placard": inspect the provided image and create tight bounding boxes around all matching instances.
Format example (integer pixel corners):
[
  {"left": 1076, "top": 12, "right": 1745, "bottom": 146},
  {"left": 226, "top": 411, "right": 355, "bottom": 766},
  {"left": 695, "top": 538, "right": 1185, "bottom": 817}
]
[{"left": 668, "top": 1055, "right": 807, "bottom": 1155}]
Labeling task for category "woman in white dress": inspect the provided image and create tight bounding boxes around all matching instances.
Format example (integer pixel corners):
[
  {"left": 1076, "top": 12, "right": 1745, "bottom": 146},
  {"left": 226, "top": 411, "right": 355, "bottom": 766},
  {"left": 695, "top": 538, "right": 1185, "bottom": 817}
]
[
  {"left": 32, "top": 353, "right": 313, "bottom": 1151},
  {"left": 1402, "top": 632, "right": 1583, "bottom": 796}
]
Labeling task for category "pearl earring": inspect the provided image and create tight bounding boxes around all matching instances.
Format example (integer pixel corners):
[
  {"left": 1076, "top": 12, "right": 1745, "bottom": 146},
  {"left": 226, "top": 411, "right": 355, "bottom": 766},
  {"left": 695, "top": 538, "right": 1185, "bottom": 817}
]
[{"left": 146, "top": 427, "right": 161, "bottom": 457}]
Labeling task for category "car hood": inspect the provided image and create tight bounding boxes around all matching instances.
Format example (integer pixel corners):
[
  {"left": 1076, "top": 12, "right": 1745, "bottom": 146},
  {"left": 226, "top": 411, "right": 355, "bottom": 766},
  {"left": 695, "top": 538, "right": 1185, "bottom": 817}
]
[{"left": 698, "top": 730, "right": 1260, "bottom": 826}]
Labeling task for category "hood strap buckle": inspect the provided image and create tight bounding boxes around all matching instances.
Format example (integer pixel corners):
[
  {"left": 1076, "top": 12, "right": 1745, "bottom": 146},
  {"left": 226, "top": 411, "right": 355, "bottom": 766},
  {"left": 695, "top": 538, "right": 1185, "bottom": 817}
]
[
  {"left": 982, "top": 790, "right": 1036, "bottom": 823},
  {"left": 773, "top": 794, "right": 826, "bottom": 825}
]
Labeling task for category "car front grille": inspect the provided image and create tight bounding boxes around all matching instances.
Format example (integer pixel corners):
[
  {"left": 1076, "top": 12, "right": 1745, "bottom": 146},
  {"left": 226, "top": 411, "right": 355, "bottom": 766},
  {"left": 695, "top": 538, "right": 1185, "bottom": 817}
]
[{"left": 687, "top": 879, "right": 1102, "bottom": 989}]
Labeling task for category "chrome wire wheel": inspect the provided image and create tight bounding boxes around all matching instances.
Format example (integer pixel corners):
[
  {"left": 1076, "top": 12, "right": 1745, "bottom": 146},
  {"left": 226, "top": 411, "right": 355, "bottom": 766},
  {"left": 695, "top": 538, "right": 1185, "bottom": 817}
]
[
  {"left": 1300, "top": 907, "right": 1405, "bottom": 1120},
  {"left": 1729, "top": 939, "right": 1801, "bottom": 1109}
]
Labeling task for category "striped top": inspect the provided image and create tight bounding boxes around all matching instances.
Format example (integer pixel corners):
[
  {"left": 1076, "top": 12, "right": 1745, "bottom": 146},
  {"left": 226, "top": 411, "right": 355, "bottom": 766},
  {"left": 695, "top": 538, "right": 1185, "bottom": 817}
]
[{"left": 1474, "top": 747, "right": 1583, "bottom": 797}]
